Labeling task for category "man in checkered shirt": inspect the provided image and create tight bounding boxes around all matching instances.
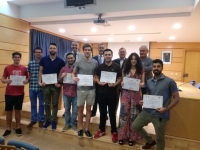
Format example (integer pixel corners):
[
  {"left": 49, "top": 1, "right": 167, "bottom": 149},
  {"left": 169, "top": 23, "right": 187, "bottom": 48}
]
[{"left": 27, "top": 47, "right": 44, "bottom": 128}]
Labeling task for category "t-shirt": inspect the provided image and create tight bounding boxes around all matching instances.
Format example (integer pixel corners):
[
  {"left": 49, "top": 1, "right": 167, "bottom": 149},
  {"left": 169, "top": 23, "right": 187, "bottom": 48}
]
[
  {"left": 2, "top": 65, "right": 28, "bottom": 95},
  {"left": 74, "top": 58, "right": 97, "bottom": 90}
]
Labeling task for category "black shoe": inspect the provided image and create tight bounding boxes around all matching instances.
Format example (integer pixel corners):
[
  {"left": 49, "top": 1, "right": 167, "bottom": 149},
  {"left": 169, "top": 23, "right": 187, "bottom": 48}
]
[
  {"left": 91, "top": 113, "right": 96, "bottom": 117},
  {"left": 128, "top": 140, "right": 134, "bottom": 146},
  {"left": 78, "top": 129, "right": 83, "bottom": 138},
  {"left": 16, "top": 128, "right": 22, "bottom": 137},
  {"left": 83, "top": 114, "right": 86, "bottom": 117},
  {"left": 119, "top": 140, "right": 124, "bottom": 145},
  {"left": 106, "top": 115, "right": 108, "bottom": 120},
  {"left": 85, "top": 130, "right": 93, "bottom": 138},
  {"left": 27, "top": 121, "right": 37, "bottom": 128},
  {"left": 3, "top": 130, "right": 11, "bottom": 138},
  {"left": 142, "top": 140, "right": 156, "bottom": 149}
]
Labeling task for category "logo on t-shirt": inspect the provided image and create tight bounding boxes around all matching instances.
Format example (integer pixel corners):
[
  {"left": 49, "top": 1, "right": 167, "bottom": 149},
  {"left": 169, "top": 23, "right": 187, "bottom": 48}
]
[{"left": 13, "top": 70, "right": 21, "bottom": 76}]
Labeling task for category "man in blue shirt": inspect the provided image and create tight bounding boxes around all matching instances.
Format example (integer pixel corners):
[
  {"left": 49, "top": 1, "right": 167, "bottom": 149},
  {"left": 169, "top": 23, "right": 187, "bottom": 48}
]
[
  {"left": 27, "top": 47, "right": 44, "bottom": 129},
  {"left": 132, "top": 59, "right": 180, "bottom": 150},
  {"left": 38, "top": 43, "right": 65, "bottom": 130}
]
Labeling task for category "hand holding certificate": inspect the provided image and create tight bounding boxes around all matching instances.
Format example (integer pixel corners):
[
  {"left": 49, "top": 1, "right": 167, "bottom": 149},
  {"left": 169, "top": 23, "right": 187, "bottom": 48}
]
[
  {"left": 10, "top": 75, "right": 26, "bottom": 86},
  {"left": 122, "top": 77, "right": 141, "bottom": 91},
  {"left": 143, "top": 95, "right": 163, "bottom": 109},
  {"left": 77, "top": 74, "right": 93, "bottom": 86},
  {"left": 42, "top": 74, "right": 57, "bottom": 84},
  {"left": 63, "top": 73, "right": 76, "bottom": 84},
  {"left": 100, "top": 71, "right": 117, "bottom": 83}
]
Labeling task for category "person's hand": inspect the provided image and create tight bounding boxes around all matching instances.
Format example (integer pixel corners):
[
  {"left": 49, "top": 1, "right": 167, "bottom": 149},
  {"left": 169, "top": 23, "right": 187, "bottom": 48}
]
[
  {"left": 157, "top": 107, "right": 167, "bottom": 114},
  {"left": 60, "top": 73, "right": 67, "bottom": 79},
  {"left": 138, "top": 100, "right": 143, "bottom": 106},
  {"left": 7, "top": 79, "right": 12, "bottom": 84},
  {"left": 139, "top": 83, "right": 143, "bottom": 88},
  {"left": 121, "top": 82, "right": 124, "bottom": 87},
  {"left": 73, "top": 77, "right": 79, "bottom": 82},
  {"left": 55, "top": 83, "right": 61, "bottom": 88},
  {"left": 108, "top": 83, "right": 116, "bottom": 87},
  {"left": 98, "top": 82, "right": 107, "bottom": 86},
  {"left": 93, "top": 77, "right": 97, "bottom": 83},
  {"left": 23, "top": 79, "right": 29, "bottom": 84},
  {"left": 39, "top": 82, "right": 46, "bottom": 87}
]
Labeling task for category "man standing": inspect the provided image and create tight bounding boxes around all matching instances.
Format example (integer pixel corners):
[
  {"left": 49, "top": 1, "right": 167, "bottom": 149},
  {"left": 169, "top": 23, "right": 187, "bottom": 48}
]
[
  {"left": 38, "top": 43, "right": 65, "bottom": 130},
  {"left": 72, "top": 43, "right": 97, "bottom": 138},
  {"left": 132, "top": 59, "right": 180, "bottom": 150},
  {"left": 27, "top": 47, "right": 44, "bottom": 129},
  {"left": 94, "top": 49, "right": 122, "bottom": 143},
  {"left": 113, "top": 47, "right": 127, "bottom": 113},
  {"left": 2, "top": 52, "right": 28, "bottom": 137},
  {"left": 91, "top": 43, "right": 105, "bottom": 117},
  {"left": 58, "top": 53, "right": 78, "bottom": 132},
  {"left": 139, "top": 45, "right": 153, "bottom": 95}
]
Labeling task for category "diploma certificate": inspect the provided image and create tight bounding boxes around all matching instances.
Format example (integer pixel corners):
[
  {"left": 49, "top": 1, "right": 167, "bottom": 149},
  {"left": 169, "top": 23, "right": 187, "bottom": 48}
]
[
  {"left": 42, "top": 74, "right": 57, "bottom": 84},
  {"left": 63, "top": 73, "right": 76, "bottom": 84},
  {"left": 122, "top": 77, "right": 141, "bottom": 91},
  {"left": 77, "top": 74, "right": 93, "bottom": 86},
  {"left": 10, "top": 75, "right": 26, "bottom": 86},
  {"left": 100, "top": 71, "right": 117, "bottom": 83},
  {"left": 143, "top": 95, "right": 163, "bottom": 109}
]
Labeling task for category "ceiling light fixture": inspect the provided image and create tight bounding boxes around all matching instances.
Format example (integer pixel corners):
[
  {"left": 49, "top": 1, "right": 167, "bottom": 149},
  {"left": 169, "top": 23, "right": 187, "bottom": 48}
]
[
  {"left": 137, "top": 37, "right": 142, "bottom": 41},
  {"left": 90, "top": 27, "right": 97, "bottom": 32},
  {"left": 58, "top": 28, "right": 65, "bottom": 33},
  {"left": 83, "top": 38, "right": 88, "bottom": 41},
  {"left": 173, "top": 23, "right": 182, "bottom": 29},
  {"left": 169, "top": 36, "right": 176, "bottom": 40},
  {"left": 108, "top": 37, "right": 113, "bottom": 41},
  {"left": 128, "top": 25, "right": 135, "bottom": 31}
]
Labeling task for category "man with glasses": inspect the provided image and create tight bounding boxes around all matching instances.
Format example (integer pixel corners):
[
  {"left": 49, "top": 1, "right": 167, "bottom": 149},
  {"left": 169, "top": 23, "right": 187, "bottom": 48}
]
[{"left": 27, "top": 47, "right": 44, "bottom": 129}]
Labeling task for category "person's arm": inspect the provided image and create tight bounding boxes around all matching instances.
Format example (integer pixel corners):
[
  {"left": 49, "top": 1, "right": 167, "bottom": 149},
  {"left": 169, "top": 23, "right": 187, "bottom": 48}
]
[
  {"left": 38, "top": 66, "right": 45, "bottom": 86},
  {"left": 139, "top": 71, "right": 145, "bottom": 87},
  {"left": 1, "top": 67, "right": 12, "bottom": 84},
  {"left": 143, "top": 58, "right": 153, "bottom": 72},
  {"left": 23, "top": 69, "right": 29, "bottom": 84},
  {"left": 58, "top": 67, "right": 66, "bottom": 83},
  {"left": 121, "top": 71, "right": 124, "bottom": 86}
]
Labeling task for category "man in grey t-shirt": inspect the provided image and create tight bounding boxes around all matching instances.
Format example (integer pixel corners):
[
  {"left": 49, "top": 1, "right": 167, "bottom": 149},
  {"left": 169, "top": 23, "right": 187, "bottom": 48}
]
[{"left": 72, "top": 43, "right": 97, "bottom": 139}]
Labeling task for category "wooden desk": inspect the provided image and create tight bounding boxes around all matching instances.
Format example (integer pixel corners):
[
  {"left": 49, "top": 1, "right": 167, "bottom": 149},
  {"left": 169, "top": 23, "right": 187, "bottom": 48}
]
[{"left": 165, "top": 82, "right": 200, "bottom": 141}]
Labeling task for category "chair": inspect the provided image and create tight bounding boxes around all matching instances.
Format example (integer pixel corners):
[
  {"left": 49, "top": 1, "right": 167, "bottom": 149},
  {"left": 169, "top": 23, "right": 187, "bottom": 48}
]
[
  {"left": 0, "top": 145, "right": 17, "bottom": 150},
  {"left": 195, "top": 83, "right": 200, "bottom": 89},
  {"left": 0, "top": 136, "right": 5, "bottom": 145},
  {"left": 7, "top": 140, "right": 39, "bottom": 150}
]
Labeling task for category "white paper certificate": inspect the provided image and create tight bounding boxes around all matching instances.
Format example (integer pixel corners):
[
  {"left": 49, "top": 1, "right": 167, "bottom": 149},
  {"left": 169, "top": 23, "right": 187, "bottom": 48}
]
[
  {"left": 63, "top": 73, "right": 76, "bottom": 84},
  {"left": 100, "top": 71, "right": 117, "bottom": 83},
  {"left": 42, "top": 74, "right": 57, "bottom": 84},
  {"left": 10, "top": 75, "right": 26, "bottom": 86},
  {"left": 143, "top": 95, "right": 163, "bottom": 109},
  {"left": 77, "top": 74, "right": 93, "bottom": 86},
  {"left": 122, "top": 77, "right": 141, "bottom": 91}
]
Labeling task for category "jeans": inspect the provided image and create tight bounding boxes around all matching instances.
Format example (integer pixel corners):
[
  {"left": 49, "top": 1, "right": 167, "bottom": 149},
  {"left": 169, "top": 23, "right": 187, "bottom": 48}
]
[
  {"left": 63, "top": 95, "right": 78, "bottom": 127},
  {"left": 29, "top": 90, "right": 44, "bottom": 122}
]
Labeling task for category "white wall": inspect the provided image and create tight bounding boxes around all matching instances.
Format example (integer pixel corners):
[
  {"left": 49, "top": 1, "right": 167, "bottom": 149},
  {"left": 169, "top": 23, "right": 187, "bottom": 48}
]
[
  {"left": 108, "top": 42, "right": 149, "bottom": 59},
  {"left": 0, "top": 1, "right": 19, "bottom": 18}
]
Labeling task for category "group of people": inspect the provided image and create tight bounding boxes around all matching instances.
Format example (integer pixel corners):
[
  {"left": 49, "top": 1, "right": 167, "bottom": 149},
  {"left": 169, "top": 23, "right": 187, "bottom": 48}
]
[{"left": 1, "top": 41, "right": 180, "bottom": 150}]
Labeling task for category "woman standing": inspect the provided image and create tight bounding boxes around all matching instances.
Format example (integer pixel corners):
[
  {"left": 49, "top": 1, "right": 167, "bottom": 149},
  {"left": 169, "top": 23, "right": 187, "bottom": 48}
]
[{"left": 118, "top": 53, "right": 145, "bottom": 146}]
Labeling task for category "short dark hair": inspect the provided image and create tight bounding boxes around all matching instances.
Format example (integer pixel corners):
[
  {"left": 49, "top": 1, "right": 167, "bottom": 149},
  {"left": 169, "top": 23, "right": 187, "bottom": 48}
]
[
  {"left": 66, "top": 52, "right": 74, "bottom": 57},
  {"left": 153, "top": 59, "right": 163, "bottom": 67},
  {"left": 49, "top": 43, "right": 57, "bottom": 47},
  {"left": 34, "top": 47, "right": 43, "bottom": 53},
  {"left": 12, "top": 52, "right": 22, "bottom": 58},
  {"left": 82, "top": 43, "right": 93, "bottom": 51},
  {"left": 103, "top": 49, "right": 113, "bottom": 55}
]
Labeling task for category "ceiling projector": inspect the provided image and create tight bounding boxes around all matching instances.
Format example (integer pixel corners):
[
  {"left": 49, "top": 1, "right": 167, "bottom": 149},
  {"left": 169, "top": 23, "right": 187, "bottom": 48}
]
[{"left": 93, "top": 14, "right": 107, "bottom": 25}]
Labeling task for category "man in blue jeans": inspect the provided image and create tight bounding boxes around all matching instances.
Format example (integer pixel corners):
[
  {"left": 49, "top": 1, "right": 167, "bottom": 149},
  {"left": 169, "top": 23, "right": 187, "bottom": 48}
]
[
  {"left": 27, "top": 47, "right": 44, "bottom": 128},
  {"left": 58, "top": 53, "right": 78, "bottom": 132}
]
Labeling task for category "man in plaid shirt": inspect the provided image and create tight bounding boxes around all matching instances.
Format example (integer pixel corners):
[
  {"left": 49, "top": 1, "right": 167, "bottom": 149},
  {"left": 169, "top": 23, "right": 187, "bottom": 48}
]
[{"left": 27, "top": 47, "right": 44, "bottom": 128}]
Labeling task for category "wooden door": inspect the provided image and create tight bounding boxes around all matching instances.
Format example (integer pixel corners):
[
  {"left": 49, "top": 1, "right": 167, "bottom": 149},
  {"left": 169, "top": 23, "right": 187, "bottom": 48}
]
[{"left": 184, "top": 51, "right": 200, "bottom": 83}]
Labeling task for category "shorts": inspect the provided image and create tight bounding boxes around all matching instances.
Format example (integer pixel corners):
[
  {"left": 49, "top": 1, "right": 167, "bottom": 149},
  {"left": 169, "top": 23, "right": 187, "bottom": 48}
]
[
  {"left": 5, "top": 95, "right": 24, "bottom": 111},
  {"left": 77, "top": 89, "right": 95, "bottom": 106}
]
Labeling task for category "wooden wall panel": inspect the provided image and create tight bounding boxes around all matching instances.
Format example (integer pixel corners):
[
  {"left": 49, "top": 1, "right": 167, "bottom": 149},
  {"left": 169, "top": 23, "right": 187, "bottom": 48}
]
[
  {"left": 0, "top": 42, "right": 29, "bottom": 53},
  {"left": 0, "top": 27, "right": 29, "bottom": 46},
  {"left": 162, "top": 71, "right": 182, "bottom": 80},
  {"left": 150, "top": 42, "right": 200, "bottom": 49}
]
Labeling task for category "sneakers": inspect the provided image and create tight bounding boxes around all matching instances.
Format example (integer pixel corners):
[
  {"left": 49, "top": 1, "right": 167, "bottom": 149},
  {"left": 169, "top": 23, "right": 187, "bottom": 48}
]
[
  {"left": 39, "top": 122, "right": 44, "bottom": 128},
  {"left": 142, "top": 140, "right": 156, "bottom": 149},
  {"left": 43, "top": 121, "right": 51, "bottom": 129},
  {"left": 62, "top": 125, "right": 70, "bottom": 132},
  {"left": 78, "top": 129, "right": 83, "bottom": 138},
  {"left": 27, "top": 121, "right": 36, "bottom": 128},
  {"left": 85, "top": 130, "right": 93, "bottom": 138},
  {"left": 51, "top": 121, "right": 57, "bottom": 131},
  {"left": 94, "top": 129, "right": 105, "bottom": 139},
  {"left": 16, "top": 128, "right": 22, "bottom": 136},
  {"left": 2, "top": 130, "right": 11, "bottom": 138},
  {"left": 71, "top": 126, "right": 78, "bottom": 132},
  {"left": 112, "top": 132, "right": 118, "bottom": 143}
]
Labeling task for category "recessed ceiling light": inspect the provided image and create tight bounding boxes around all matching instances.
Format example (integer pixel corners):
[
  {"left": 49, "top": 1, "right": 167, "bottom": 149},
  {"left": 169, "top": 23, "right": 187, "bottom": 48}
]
[
  {"left": 169, "top": 36, "right": 176, "bottom": 40},
  {"left": 173, "top": 23, "right": 182, "bottom": 29},
  {"left": 108, "top": 37, "right": 113, "bottom": 41},
  {"left": 90, "top": 27, "right": 97, "bottom": 32},
  {"left": 137, "top": 37, "right": 142, "bottom": 41},
  {"left": 83, "top": 38, "right": 88, "bottom": 41},
  {"left": 128, "top": 25, "right": 135, "bottom": 31},
  {"left": 58, "top": 28, "right": 65, "bottom": 33}
]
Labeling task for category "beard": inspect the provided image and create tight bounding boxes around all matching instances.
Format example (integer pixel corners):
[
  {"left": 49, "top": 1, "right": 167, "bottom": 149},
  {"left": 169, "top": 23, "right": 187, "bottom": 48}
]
[
  {"left": 153, "top": 70, "right": 162, "bottom": 76},
  {"left": 50, "top": 51, "right": 56, "bottom": 55}
]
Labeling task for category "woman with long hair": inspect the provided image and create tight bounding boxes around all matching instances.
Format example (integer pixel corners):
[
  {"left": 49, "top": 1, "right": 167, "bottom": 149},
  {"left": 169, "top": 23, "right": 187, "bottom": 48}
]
[{"left": 118, "top": 52, "right": 145, "bottom": 146}]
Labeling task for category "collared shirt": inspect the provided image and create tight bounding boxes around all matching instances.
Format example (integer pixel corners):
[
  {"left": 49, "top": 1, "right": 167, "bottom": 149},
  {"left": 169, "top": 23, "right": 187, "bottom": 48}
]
[
  {"left": 27, "top": 60, "right": 42, "bottom": 91},
  {"left": 98, "top": 55, "right": 104, "bottom": 65},
  {"left": 144, "top": 74, "right": 178, "bottom": 120},
  {"left": 120, "top": 58, "right": 125, "bottom": 68},
  {"left": 59, "top": 65, "right": 77, "bottom": 97}
]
